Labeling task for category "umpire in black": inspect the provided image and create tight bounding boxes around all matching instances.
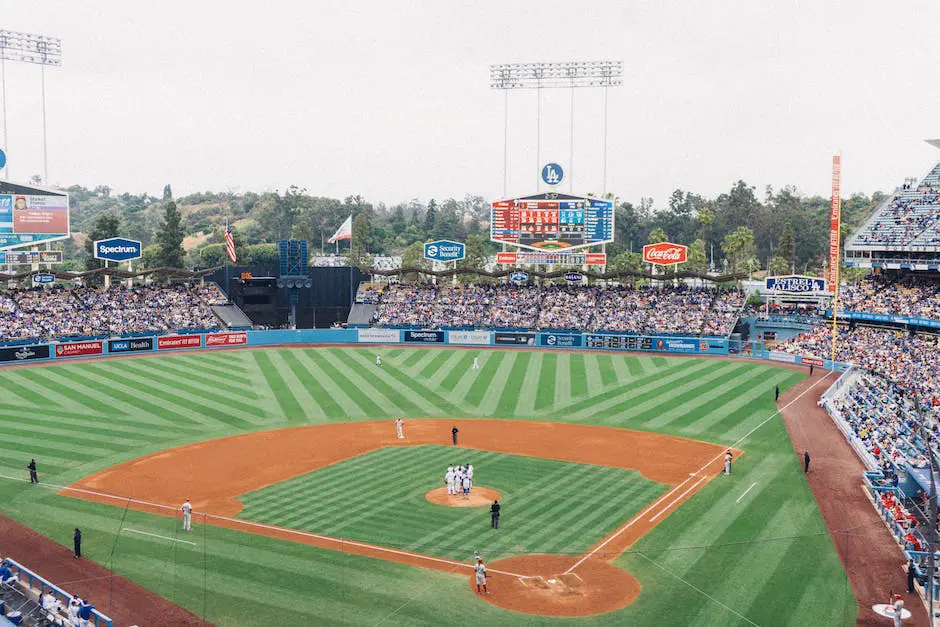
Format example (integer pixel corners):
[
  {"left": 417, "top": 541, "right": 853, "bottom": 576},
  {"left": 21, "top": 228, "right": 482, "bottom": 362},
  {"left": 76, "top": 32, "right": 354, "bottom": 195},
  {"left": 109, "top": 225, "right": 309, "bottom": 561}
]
[
  {"left": 490, "top": 500, "right": 500, "bottom": 529},
  {"left": 27, "top": 459, "right": 38, "bottom": 483}
]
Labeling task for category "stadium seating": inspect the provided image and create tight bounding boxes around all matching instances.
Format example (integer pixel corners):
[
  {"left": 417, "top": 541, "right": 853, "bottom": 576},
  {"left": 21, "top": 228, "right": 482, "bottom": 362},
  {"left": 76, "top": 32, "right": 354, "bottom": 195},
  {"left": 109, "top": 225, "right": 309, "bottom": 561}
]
[
  {"left": 850, "top": 163, "right": 940, "bottom": 247},
  {"left": 839, "top": 275, "right": 940, "bottom": 319},
  {"left": 369, "top": 283, "right": 745, "bottom": 336},
  {"left": 0, "top": 283, "right": 224, "bottom": 342}
]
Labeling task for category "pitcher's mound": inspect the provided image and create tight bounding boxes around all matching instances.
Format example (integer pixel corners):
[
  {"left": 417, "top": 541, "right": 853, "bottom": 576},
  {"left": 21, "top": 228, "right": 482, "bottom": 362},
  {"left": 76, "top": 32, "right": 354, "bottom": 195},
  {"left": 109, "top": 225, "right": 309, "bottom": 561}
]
[
  {"left": 474, "top": 555, "right": 641, "bottom": 616},
  {"left": 425, "top": 487, "right": 501, "bottom": 507}
]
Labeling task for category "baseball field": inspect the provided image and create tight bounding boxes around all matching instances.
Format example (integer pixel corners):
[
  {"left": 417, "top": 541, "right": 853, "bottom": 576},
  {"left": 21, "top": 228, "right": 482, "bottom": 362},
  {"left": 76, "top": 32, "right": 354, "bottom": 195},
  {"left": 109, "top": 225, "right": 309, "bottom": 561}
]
[{"left": 0, "top": 347, "right": 857, "bottom": 625}]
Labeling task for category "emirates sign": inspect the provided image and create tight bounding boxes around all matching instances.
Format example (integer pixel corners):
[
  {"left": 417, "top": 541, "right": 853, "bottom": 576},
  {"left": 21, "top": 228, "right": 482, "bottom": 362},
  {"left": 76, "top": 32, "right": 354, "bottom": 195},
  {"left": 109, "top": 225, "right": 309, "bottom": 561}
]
[{"left": 643, "top": 242, "right": 688, "bottom": 266}]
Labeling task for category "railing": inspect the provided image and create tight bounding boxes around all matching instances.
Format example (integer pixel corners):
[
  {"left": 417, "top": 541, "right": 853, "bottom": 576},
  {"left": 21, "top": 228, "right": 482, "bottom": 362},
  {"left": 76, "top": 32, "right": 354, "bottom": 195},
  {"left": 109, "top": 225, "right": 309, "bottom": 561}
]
[{"left": 4, "top": 558, "right": 113, "bottom": 627}]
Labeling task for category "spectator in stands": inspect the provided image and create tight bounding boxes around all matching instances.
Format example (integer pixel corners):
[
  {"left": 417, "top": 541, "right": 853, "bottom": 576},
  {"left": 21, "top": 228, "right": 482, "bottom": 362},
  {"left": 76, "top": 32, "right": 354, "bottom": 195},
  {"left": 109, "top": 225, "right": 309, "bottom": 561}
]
[
  {"left": 0, "top": 560, "right": 18, "bottom": 586},
  {"left": 78, "top": 598, "right": 95, "bottom": 627}
]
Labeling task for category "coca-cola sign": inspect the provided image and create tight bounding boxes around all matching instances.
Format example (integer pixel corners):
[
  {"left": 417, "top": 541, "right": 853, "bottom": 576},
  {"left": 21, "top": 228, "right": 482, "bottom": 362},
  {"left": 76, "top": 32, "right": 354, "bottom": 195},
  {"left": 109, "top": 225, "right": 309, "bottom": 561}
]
[{"left": 643, "top": 242, "right": 688, "bottom": 266}]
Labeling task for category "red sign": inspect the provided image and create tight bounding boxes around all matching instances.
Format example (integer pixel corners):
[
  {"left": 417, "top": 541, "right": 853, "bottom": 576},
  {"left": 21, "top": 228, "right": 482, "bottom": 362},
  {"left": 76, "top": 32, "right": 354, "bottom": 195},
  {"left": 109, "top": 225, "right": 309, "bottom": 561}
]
[
  {"left": 157, "top": 335, "right": 202, "bottom": 350},
  {"left": 55, "top": 341, "right": 103, "bottom": 358},
  {"left": 802, "top": 356, "right": 824, "bottom": 367},
  {"left": 205, "top": 332, "right": 248, "bottom": 347},
  {"left": 584, "top": 253, "right": 607, "bottom": 265},
  {"left": 497, "top": 252, "right": 518, "bottom": 264},
  {"left": 643, "top": 242, "right": 688, "bottom": 266},
  {"left": 828, "top": 156, "right": 842, "bottom": 293}
]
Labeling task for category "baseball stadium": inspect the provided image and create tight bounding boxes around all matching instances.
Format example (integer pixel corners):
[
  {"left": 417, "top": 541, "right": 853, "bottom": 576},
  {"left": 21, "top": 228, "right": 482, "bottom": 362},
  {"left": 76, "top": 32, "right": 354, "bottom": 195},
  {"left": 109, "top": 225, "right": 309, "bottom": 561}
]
[{"left": 1, "top": 5, "right": 939, "bottom": 627}]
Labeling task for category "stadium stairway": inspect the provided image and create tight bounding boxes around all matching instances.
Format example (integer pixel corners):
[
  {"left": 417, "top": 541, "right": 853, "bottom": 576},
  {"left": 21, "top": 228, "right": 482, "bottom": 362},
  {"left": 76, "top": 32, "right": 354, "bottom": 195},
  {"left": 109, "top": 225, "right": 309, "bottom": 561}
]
[
  {"left": 347, "top": 303, "right": 377, "bottom": 325},
  {"left": 210, "top": 302, "right": 254, "bottom": 328}
]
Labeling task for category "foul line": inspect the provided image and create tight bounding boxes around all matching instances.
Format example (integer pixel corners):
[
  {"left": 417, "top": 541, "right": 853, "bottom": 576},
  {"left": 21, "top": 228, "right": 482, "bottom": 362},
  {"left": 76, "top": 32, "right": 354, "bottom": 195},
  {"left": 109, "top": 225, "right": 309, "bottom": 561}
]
[
  {"left": 649, "top": 477, "right": 706, "bottom": 523},
  {"left": 0, "top": 474, "right": 525, "bottom": 578},
  {"left": 122, "top": 528, "right": 196, "bottom": 546},
  {"left": 736, "top": 482, "right": 758, "bottom": 504},
  {"left": 564, "top": 370, "right": 835, "bottom": 574}
]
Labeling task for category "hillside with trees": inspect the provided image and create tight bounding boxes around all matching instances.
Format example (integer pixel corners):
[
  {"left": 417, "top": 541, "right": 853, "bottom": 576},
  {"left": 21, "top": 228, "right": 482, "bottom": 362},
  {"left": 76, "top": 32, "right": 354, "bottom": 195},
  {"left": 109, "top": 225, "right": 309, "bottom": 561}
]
[{"left": 56, "top": 181, "right": 881, "bottom": 277}]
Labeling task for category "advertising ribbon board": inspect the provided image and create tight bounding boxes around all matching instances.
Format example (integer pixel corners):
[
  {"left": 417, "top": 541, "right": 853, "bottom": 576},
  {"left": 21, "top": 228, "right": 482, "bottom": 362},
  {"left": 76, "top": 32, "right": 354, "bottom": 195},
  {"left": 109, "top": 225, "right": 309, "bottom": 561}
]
[
  {"left": 55, "top": 341, "right": 103, "bottom": 358},
  {"left": 494, "top": 332, "right": 536, "bottom": 345},
  {"left": 157, "top": 335, "right": 202, "bottom": 350},
  {"left": 108, "top": 338, "right": 154, "bottom": 353},
  {"left": 0, "top": 344, "right": 50, "bottom": 362},
  {"left": 447, "top": 331, "right": 492, "bottom": 345},
  {"left": 205, "top": 332, "right": 248, "bottom": 347},
  {"left": 404, "top": 330, "right": 445, "bottom": 343},
  {"left": 358, "top": 328, "right": 401, "bottom": 343},
  {"left": 539, "top": 333, "right": 583, "bottom": 347}
]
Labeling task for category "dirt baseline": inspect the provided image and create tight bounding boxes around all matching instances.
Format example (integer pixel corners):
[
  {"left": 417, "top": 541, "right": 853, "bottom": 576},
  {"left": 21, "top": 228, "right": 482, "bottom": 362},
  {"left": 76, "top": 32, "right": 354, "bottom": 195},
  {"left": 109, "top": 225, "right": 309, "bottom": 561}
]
[{"left": 68, "top": 419, "right": 731, "bottom": 617}]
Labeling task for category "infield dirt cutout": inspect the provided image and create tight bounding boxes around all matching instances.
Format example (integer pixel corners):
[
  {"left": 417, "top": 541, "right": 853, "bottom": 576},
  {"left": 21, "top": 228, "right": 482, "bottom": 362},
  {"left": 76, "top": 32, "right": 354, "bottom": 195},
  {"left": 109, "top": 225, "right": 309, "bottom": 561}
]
[
  {"left": 68, "top": 418, "right": 734, "bottom": 617},
  {"left": 425, "top": 486, "right": 500, "bottom": 507}
]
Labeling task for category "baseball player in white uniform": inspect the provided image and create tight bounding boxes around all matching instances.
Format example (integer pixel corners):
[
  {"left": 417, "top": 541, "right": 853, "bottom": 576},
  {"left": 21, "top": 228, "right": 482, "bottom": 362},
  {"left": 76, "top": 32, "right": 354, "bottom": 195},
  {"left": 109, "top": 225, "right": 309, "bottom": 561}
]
[
  {"left": 474, "top": 556, "right": 489, "bottom": 594},
  {"left": 462, "top": 474, "right": 471, "bottom": 495},
  {"left": 181, "top": 498, "right": 193, "bottom": 531},
  {"left": 376, "top": 353, "right": 382, "bottom": 366},
  {"left": 724, "top": 451, "right": 732, "bottom": 475},
  {"left": 445, "top": 466, "right": 456, "bottom": 495},
  {"left": 472, "top": 356, "right": 479, "bottom": 370},
  {"left": 394, "top": 417, "right": 404, "bottom": 439},
  {"left": 67, "top": 596, "right": 80, "bottom": 625}
]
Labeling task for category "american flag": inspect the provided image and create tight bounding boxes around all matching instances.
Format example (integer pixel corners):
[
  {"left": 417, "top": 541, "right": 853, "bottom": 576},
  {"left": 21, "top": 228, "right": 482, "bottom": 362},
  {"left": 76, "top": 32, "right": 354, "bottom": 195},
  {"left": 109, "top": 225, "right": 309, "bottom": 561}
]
[{"left": 224, "top": 224, "right": 237, "bottom": 263}]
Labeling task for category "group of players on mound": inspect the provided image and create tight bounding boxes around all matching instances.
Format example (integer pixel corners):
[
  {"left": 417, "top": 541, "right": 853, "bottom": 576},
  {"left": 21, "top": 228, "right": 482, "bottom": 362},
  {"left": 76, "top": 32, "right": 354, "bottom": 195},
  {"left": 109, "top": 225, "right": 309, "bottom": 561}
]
[{"left": 444, "top": 463, "right": 474, "bottom": 496}]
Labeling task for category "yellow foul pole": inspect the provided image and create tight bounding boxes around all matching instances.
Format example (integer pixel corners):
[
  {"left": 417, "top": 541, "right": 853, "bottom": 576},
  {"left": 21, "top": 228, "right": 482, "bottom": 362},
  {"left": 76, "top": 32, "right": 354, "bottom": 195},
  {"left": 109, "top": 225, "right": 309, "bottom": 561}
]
[{"left": 828, "top": 155, "right": 842, "bottom": 366}]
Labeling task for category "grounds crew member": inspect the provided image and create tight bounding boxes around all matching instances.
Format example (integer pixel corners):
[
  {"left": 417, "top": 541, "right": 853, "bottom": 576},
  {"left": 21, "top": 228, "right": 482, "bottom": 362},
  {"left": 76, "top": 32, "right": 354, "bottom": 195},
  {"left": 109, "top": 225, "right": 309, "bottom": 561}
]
[{"left": 490, "top": 500, "right": 501, "bottom": 529}]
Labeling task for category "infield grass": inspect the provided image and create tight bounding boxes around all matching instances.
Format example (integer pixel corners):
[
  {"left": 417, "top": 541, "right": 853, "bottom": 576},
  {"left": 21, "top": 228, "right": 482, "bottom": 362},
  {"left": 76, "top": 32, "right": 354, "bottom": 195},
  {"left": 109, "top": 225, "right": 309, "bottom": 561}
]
[{"left": 0, "top": 347, "right": 856, "bottom": 625}]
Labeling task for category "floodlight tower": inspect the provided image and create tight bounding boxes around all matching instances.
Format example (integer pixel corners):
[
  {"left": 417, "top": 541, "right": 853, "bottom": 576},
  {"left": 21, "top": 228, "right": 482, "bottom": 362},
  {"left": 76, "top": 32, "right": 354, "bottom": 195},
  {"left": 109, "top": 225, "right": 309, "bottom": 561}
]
[
  {"left": 489, "top": 61, "right": 623, "bottom": 196},
  {"left": 0, "top": 29, "right": 63, "bottom": 183}
]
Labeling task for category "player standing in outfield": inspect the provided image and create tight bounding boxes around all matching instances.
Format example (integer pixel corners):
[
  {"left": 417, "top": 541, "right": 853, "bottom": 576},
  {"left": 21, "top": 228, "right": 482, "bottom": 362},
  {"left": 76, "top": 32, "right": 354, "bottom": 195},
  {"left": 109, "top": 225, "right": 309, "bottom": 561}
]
[
  {"left": 181, "top": 498, "right": 193, "bottom": 531},
  {"left": 472, "top": 356, "right": 480, "bottom": 370},
  {"left": 394, "top": 417, "right": 405, "bottom": 439},
  {"left": 376, "top": 353, "right": 382, "bottom": 367},
  {"left": 474, "top": 556, "right": 490, "bottom": 594},
  {"left": 724, "top": 451, "right": 732, "bottom": 475}
]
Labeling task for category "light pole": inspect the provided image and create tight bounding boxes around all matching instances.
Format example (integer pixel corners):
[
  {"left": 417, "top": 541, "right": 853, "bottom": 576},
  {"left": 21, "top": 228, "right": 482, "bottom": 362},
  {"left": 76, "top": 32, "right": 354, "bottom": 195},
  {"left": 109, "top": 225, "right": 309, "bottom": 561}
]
[
  {"left": 0, "top": 29, "right": 63, "bottom": 183},
  {"left": 489, "top": 61, "right": 622, "bottom": 196}
]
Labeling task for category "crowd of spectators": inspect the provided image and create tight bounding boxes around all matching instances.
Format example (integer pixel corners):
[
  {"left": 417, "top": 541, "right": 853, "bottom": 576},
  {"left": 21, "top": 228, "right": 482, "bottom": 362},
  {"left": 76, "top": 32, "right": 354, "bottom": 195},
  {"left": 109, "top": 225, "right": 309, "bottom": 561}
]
[
  {"left": 839, "top": 274, "right": 940, "bottom": 320},
  {"left": 0, "top": 283, "right": 224, "bottom": 341},
  {"left": 852, "top": 163, "right": 940, "bottom": 246},
  {"left": 369, "top": 283, "right": 745, "bottom": 336}
]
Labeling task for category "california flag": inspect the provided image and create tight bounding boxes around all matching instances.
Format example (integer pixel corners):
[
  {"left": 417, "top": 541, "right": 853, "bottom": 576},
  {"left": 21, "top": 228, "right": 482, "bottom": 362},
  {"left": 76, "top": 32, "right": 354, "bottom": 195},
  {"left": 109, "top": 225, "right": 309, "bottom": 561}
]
[{"left": 328, "top": 215, "right": 353, "bottom": 244}]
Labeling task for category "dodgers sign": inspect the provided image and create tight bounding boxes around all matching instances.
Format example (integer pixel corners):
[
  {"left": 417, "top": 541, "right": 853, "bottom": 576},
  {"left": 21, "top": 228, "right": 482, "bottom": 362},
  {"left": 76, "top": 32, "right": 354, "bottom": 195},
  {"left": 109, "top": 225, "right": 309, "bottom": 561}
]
[
  {"left": 94, "top": 237, "right": 142, "bottom": 262},
  {"left": 541, "top": 163, "right": 563, "bottom": 186},
  {"left": 32, "top": 273, "right": 55, "bottom": 285},
  {"left": 424, "top": 240, "right": 465, "bottom": 262},
  {"left": 509, "top": 271, "right": 529, "bottom": 283}
]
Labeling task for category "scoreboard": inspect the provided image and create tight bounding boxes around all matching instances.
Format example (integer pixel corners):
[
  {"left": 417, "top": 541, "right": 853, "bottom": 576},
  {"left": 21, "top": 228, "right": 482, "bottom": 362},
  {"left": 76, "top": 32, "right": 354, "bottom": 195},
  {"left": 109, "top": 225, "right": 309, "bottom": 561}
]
[
  {"left": 585, "top": 335, "right": 653, "bottom": 350},
  {"left": 491, "top": 192, "right": 614, "bottom": 251}
]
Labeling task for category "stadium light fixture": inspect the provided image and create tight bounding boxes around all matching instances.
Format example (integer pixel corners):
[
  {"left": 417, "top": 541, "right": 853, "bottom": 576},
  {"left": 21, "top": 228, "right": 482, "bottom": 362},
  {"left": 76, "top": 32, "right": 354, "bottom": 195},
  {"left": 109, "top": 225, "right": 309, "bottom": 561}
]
[
  {"left": 490, "top": 61, "right": 623, "bottom": 198},
  {"left": 0, "top": 29, "right": 63, "bottom": 183}
]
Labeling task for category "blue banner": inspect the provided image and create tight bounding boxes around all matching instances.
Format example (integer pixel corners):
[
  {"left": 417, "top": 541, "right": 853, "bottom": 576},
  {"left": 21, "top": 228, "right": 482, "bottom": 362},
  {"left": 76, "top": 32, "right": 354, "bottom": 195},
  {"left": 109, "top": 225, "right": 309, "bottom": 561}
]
[
  {"left": 404, "top": 330, "right": 445, "bottom": 343},
  {"left": 108, "top": 338, "right": 154, "bottom": 353},
  {"left": 539, "top": 333, "right": 583, "bottom": 348}
]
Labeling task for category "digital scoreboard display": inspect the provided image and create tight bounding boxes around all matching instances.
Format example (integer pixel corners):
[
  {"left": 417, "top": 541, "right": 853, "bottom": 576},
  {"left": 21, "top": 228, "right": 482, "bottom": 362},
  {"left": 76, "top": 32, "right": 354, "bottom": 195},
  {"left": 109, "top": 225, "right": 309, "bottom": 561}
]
[
  {"left": 585, "top": 335, "right": 653, "bottom": 351},
  {"left": 491, "top": 192, "right": 614, "bottom": 251}
]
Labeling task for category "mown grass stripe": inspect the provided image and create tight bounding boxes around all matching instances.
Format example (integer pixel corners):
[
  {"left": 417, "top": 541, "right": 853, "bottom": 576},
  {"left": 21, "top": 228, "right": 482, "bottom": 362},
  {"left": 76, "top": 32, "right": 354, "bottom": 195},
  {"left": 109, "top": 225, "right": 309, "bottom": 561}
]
[
  {"left": 167, "top": 355, "right": 254, "bottom": 385},
  {"left": 369, "top": 359, "right": 462, "bottom": 416},
  {"left": 18, "top": 369, "right": 120, "bottom": 415},
  {"left": 597, "top": 354, "right": 618, "bottom": 387},
  {"left": 253, "top": 351, "right": 306, "bottom": 424},
  {"left": 401, "top": 350, "right": 427, "bottom": 368},
  {"left": 494, "top": 352, "right": 531, "bottom": 416},
  {"left": 0, "top": 421, "right": 137, "bottom": 450},
  {"left": 569, "top": 353, "right": 588, "bottom": 399},
  {"left": 301, "top": 351, "right": 384, "bottom": 418},
  {"left": 437, "top": 351, "right": 475, "bottom": 392},
  {"left": 0, "top": 372, "right": 54, "bottom": 407},
  {"left": 0, "top": 411, "right": 179, "bottom": 441},
  {"left": 418, "top": 350, "right": 453, "bottom": 380},
  {"left": 635, "top": 363, "right": 755, "bottom": 428},
  {"left": 462, "top": 351, "right": 505, "bottom": 409},
  {"left": 272, "top": 350, "right": 342, "bottom": 422},
  {"left": 328, "top": 350, "right": 425, "bottom": 417},
  {"left": 136, "top": 359, "right": 261, "bottom": 401},
  {"left": 178, "top": 352, "right": 251, "bottom": 376},
  {"left": 533, "top": 354, "right": 557, "bottom": 411},
  {"left": 624, "top": 356, "right": 643, "bottom": 377}
]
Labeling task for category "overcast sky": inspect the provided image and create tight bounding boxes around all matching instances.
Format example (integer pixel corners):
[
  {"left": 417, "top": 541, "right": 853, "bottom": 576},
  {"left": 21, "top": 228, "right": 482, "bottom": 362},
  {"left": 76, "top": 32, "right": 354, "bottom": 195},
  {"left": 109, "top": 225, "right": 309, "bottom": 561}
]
[{"left": 1, "top": 1, "right": 938, "bottom": 208}]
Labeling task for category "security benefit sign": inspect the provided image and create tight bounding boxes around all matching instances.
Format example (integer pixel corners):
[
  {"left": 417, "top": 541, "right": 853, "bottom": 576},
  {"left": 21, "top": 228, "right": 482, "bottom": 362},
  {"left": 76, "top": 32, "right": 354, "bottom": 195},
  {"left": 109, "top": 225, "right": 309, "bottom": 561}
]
[
  {"left": 765, "top": 275, "right": 827, "bottom": 293},
  {"left": 94, "top": 237, "right": 142, "bottom": 262},
  {"left": 424, "top": 240, "right": 465, "bottom": 263},
  {"left": 539, "top": 333, "right": 583, "bottom": 348}
]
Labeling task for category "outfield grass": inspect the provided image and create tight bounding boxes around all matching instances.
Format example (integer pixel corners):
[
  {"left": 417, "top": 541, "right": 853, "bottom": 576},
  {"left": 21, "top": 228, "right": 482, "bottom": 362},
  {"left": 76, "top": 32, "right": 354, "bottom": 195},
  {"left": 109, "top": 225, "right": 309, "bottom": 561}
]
[
  {"left": 0, "top": 347, "right": 856, "bottom": 625},
  {"left": 237, "top": 445, "right": 667, "bottom": 561}
]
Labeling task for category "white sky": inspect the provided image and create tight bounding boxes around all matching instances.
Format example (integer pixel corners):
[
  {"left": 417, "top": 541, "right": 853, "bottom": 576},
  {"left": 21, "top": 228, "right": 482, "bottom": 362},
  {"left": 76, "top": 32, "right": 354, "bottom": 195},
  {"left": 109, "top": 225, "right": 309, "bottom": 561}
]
[{"left": 1, "top": 0, "right": 938, "bottom": 208}]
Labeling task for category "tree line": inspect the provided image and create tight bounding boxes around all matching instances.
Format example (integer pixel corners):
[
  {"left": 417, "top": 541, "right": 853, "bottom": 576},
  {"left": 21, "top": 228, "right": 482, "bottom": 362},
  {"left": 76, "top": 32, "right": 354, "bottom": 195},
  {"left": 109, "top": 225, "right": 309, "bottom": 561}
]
[{"left": 63, "top": 180, "right": 881, "bottom": 277}]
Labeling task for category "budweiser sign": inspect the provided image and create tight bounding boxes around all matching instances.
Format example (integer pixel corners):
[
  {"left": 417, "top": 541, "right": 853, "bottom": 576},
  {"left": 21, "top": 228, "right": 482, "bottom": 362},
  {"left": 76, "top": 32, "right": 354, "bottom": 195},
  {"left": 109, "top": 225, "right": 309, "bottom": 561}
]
[
  {"left": 205, "top": 332, "right": 248, "bottom": 347},
  {"left": 643, "top": 242, "right": 687, "bottom": 266}
]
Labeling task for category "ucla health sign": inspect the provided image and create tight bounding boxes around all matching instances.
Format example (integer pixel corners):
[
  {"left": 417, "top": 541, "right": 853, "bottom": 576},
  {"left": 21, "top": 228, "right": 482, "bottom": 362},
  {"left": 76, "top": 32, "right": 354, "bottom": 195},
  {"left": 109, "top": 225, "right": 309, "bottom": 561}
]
[
  {"left": 94, "top": 237, "right": 142, "bottom": 262},
  {"left": 424, "top": 240, "right": 465, "bottom": 262},
  {"left": 765, "top": 275, "right": 827, "bottom": 293}
]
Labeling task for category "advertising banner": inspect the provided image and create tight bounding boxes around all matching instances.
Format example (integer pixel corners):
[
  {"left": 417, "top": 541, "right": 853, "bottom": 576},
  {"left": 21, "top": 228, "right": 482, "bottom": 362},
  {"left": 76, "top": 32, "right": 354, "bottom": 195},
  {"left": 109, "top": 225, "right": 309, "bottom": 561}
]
[
  {"left": 54, "top": 341, "right": 103, "bottom": 358},
  {"left": 94, "top": 237, "right": 142, "bottom": 262},
  {"left": 765, "top": 275, "right": 827, "bottom": 293},
  {"left": 404, "top": 330, "right": 445, "bottom": 343},
  {"left": 157, "top": 335, "right": 202, "bottom": 350},
  {"left": 539, "top": 333, "right": 583, "bottom": 348},
  {"left": 205, "top": 332, "right": 248, "bottom": 347},
  {"left": 423, "top": 240, "right": 465, "bottom": 262},
  {"left": 585, "top": 335, "right": 652, "bottom": 351},
  {"left": 0, "top": 250, "right": 63, "bottom": 265},
  {"left": 0, "top": 184, "right": 70, "bottom": 249},
  {"left": 653, "top": 338, "right": 698, "bottom": 353},
  {"left": 495, "top": 251, "right": 606, "bottom": 266},
  {"left": 447, "top": 330, "right": 492, "bottom": 345},
  {"left": 643, "top": 243, "right": 687, "bottom": 266},
  {"left": 801, "top": 356, "right": 825, "bottom": 367},
  {"left": 357, "top": 328, "right": 400, "bottom": 343},
  {"left": 828, "top": 156, "right": 842, "bottom": 293},
  {"left": 0, "top": 344, "right": 50, "bottom": 363},
  {"left": 494, "top": 332, "right": 536, "bottom": 345},
  {"left": 768, "top": 351, "right": 798, "bottom": 364},
  {"left": 108, "top": 338, "right": 154, "bottom": 353}
]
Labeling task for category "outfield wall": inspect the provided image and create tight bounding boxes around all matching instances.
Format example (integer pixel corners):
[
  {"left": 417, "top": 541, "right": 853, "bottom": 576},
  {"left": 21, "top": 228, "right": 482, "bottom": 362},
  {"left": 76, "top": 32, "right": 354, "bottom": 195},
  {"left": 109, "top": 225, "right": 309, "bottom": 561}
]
[{"left": 0, "top": 328, "right": 849, "bottom": 371}]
